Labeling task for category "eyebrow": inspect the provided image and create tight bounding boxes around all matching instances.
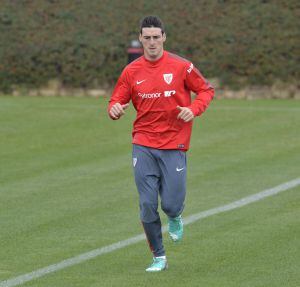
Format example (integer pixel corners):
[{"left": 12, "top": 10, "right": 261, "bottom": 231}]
[{"left": 143, "top": 35, "right": 161, "bottom": 38}]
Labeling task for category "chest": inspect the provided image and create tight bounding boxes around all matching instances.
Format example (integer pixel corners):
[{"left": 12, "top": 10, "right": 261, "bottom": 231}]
[{"left": 131, "top": 66, "right": 186, "bottom": 103}]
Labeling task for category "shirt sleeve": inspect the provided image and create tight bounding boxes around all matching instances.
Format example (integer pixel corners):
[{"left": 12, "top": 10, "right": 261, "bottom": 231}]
[
  {"left": 184, "top": 63, "right": 215, "bottom": 117},
  {"left": 107, "top": 68, "right": 131, "bottom": 119}
]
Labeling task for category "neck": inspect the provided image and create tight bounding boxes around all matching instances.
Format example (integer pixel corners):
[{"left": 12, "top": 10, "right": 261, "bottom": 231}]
[{"left": 144, "top": 50, "right": 164, "bottom": 62}]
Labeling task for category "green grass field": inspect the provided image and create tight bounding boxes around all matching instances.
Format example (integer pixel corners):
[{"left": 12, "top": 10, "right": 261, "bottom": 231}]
[{"left": 0, "top": 96, "right": 299, "bottom": 287}]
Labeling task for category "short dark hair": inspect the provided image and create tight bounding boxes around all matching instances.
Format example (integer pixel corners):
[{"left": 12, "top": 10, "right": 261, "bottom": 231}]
[{"left": 140, "top": 16, "right": 165, "bottom": 34}]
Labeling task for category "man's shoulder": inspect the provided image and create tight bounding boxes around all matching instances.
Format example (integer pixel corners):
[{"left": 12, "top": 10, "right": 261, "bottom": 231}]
[
  {"left": 166, "top": 51, "right": 191, "bottom": 66},
  {"left": 125, "top": 56, "right": 144, "bottom": 71},
  {"left": 119, "top": 57, "right": 144, "bottom": 79}
]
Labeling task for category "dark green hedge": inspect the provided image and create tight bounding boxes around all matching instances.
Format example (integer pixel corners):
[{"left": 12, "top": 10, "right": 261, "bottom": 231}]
[{"left": 0, "top": 0, "right": 298, "bottom": 92}]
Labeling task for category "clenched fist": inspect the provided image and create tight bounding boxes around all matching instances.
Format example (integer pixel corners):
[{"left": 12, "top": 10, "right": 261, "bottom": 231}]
[
  {"left": 177, "top": 106, "right": 194, "bottom": 122},
  {"left": 109, "top": 103, "right": 130, "bottom": 120}
]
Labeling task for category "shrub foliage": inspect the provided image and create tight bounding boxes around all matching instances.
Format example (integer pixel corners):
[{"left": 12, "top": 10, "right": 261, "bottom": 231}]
[{"left": 0, "top": 0, "right": 298, "bottom": 92}]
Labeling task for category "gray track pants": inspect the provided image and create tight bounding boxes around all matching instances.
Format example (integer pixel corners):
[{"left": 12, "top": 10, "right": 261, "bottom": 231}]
[{"left": 132, "top": 144, "right": 187, "bottom": 256}]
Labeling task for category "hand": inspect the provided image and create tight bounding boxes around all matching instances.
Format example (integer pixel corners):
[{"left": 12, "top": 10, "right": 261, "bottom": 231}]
[
  {"left": 109, "top": 103, "right": 130, "bottom": 119},
  {"left": 177, "top": 106, "right": 194, "bottom": 122}
]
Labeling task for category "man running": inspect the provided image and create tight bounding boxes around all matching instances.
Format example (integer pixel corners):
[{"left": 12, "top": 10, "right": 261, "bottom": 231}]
[{"left": 108, "top": 15, "right": 214, "bottom": 272}]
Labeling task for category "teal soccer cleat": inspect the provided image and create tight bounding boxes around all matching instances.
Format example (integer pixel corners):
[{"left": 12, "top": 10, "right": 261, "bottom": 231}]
[
  {"left": 146, "top": 256, "right": 168, "bottom": 272},
  {"left": 168, "top": 215, "right": 183, "bottom": 242}
]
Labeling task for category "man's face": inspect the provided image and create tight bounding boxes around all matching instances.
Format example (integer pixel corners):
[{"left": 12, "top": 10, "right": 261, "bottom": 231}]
[{"left": 139, "top": 27, "right": 166, "bottom": 61}]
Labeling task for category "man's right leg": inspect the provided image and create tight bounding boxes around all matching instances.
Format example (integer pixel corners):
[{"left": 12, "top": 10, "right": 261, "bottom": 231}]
[{"left": 132, "top": 145, "right": 166, "bottom": 259}]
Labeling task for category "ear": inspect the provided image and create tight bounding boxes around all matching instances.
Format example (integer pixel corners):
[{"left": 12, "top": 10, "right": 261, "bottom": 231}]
[
  {"left": 162, "top": 32, "right": 166, "bottom": 42},
  {"left": 139, "top": 33, "right": 142, "bottom": 42}
]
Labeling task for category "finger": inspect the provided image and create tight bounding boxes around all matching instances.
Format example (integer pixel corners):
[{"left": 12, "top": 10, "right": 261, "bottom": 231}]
[
  {"left": 181, "top": 110, "right": 191, "bottom": 119},
  {"left": 116, "top": 103, "right": 128, "bottom": 115},
  {"left": 182, "top": 115, "right": 190, "bottom": 121},
  {"left": 183, "top": 111, "right": 194, "bottom": 121},
  {"left": 177, "top": 107, "right": 187, "bottom": 119},
  {"left": 111, "top": 106, "right": 123, "bottom": 117},
  {"left": 111, "top": 114, "right": 119, "bottom": 119},
  {"left": 111, "top": 106, "right": 121, "bottom": 116},
  {"left": 183, "top": 114, "right": 194, "bottom": 122},
  {"left": 114, "top": 104, "right": 125, "bottom": 116},
  {"left": 109, "top": 109, "right": 119, "bottom": 119},
  {"left": 178, "top": 108, "right": 194, "bottom": 121},
  {"left": 185, "top": 112, "right": 194, "bottom": 121},
  {"left": 177, "top": 110, "right": 184, "bottom": 119},
  {"left": 178, "top": 109, "right": 189, "bottom": 119},
  {"left": 182, "top": 110, "right": 190, "bottom": 118}
]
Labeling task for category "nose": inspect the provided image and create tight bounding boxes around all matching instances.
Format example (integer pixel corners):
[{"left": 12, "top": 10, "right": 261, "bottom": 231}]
[{"left": 149, "top": 37, "right": 155, "bottom": 45}]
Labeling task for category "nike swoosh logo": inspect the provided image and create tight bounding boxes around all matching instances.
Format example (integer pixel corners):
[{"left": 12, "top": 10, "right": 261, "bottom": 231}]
[
  {"left": 176, "top": 167, "right": 185, "bottom": 172},
  {"left": 136, "top": 79, "right": 146, "bottom": 85}
]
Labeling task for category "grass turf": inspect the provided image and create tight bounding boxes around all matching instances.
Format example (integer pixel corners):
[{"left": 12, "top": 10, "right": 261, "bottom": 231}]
[{"left": 0, "top": 96, "right": 299, "bottom": 286}]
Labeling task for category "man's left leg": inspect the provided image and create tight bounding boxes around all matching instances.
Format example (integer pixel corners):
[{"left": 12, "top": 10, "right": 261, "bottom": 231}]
[{"left": 157, "top": 149, "right": 186, "bottom": 242}]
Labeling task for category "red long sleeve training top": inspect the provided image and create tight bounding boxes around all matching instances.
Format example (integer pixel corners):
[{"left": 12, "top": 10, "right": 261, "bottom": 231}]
[{"left": 108, "top": 51, "right": 214, "bottom": 151}]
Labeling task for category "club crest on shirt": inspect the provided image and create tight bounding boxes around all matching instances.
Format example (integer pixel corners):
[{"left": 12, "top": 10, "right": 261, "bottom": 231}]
[{"left": 163, "top": 73, "right": 173, "bottom": 85}]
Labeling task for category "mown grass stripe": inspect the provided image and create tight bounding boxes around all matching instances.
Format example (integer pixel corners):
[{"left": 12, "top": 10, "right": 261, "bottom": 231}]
[{"left": 0, "top": 177, "right": 299, "bottom": 287}]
